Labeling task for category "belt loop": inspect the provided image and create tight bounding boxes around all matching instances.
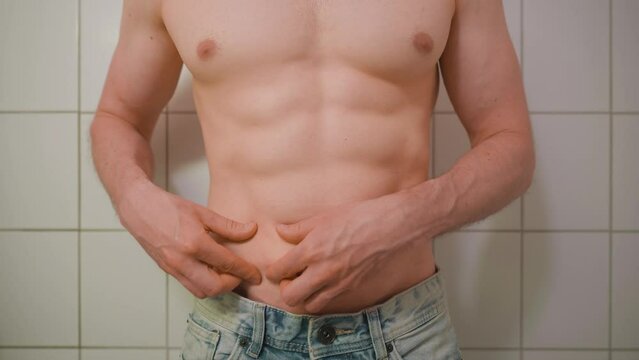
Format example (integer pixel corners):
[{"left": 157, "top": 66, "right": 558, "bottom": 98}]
[
  {"left": 365, "top": 307, "right": 388, "bottom": 360},
  {"left": 246, "top": 302, "right": 266, "bottom": 358}
]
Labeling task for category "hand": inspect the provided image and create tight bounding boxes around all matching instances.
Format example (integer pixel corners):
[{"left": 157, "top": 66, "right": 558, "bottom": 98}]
[
  {"left": 116, "top": 180, "right": 262, "bottom": 299},
  {"left": 265, "top": 192, "right": 413, "bottom": 313}
]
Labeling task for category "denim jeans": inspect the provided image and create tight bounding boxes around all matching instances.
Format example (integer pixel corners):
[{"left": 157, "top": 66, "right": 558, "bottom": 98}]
[{"left": 179, "top": 265, "right": 463, "bottom": 359}]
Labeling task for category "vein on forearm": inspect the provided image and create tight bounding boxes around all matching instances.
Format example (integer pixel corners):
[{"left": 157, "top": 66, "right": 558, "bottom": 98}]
[{"left": 399, "top": 128, "right": 534, "bottom": 241}]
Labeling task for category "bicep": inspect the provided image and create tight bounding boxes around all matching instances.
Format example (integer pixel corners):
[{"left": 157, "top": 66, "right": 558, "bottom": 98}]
[
  {"left": 439, "top": 0, "right": 530, "bottom": 147},
  {"left": 95, "top": 0, "right": 183, "bottom": 140}
]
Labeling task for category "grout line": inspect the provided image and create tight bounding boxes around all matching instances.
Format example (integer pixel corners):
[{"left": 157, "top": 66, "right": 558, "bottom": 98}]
[
  {"left": 519, "top": 0, "right": 525, "bottom": 358},
  {"left": 608, "top": 0, "right": 614, "bottom": 358},
  {"left": 77, "top": 0, "right": 82, "bottom": 356}
]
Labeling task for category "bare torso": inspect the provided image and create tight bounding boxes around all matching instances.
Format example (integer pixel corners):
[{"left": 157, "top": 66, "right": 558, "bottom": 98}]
[{"left": 161, "top": 0, "right": 455, "bottom": 314}]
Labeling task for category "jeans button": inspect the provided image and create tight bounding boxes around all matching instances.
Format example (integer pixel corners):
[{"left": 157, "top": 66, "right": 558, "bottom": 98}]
[
  {"left": 386, "top": 342, "right": 393, "bottom": 352},
  {"left": 317, "top": 324, "right": 336, "bottom": 345}
]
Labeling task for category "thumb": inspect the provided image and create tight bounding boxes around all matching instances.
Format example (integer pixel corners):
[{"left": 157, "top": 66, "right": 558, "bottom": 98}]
[
  {"left": 196, "top": 206, "right": 257, "bottom": 242},
  {"left": 276, "top": 218, "right": 316, "bottom": 244}
]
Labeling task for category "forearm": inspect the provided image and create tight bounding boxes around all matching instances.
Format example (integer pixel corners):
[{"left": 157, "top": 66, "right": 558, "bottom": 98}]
[
  {"left": 397, "top": 130, "right": 535, "bottom": 240},
  {"left": 89, "top": 112, "right": 158, "bottom": 214}
]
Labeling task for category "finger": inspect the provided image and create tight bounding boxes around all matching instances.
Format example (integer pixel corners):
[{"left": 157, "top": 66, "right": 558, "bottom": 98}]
[
  {"left": 182, "top": 257, "right": 242, "bottom": 297},
  {"left": 304, "top": 286, "right": 347, "bottom": 314},
  {"left": 195, "top": 233, "right": 262, "bottom": 284},
  {"left": 265, "top": 247, "right": 309, "bottom": 283},
  {"left": 195, "top": 206, "right": 258, "bottom": 242},
  {"left": 170, "top": 268, "right": 206, "bottom": 299},
  {"left": 280, "top": 266, "right": 331, "bottom": 307},
  {"left": 276, "top": 216, "right": 321, "bottom": 244}
]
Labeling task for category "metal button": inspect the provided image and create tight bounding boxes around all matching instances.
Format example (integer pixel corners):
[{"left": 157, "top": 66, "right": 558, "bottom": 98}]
[
  {"left": 239, "top": 337, "right": 249, "bottom": 347},
  {"left": 317, "top": 324, "right": 336, "bottom": 345},
  {"left": 386, "top": 342, "right": 393, "bottom": 352}
]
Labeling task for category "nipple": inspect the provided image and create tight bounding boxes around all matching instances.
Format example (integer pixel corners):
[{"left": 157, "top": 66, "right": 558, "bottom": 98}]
[
  {"left": 413, "top": 31, "right": 434, "bottom": 54},
  {"left": 196, "top": 38, "right": 218, "bottom": 60}
]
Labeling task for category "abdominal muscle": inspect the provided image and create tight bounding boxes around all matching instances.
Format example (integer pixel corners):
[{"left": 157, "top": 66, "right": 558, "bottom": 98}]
[{"left": 193, "top": 62, "right": 439, "bottom": 315}]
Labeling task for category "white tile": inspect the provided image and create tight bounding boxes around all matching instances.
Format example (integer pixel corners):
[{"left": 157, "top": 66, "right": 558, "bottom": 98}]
[
  {"left": 613, "top": 351, "right": 639, "bottom": 360},
  {"left": 503, "top": 0, "right": 522, "bottom": 61},
  {"left": 434, "top": 232, "right": 521, "bottom": 347},
  {"left": 460, "top": 350, "right": 519, "bottom": 360},
  {"left": 81, "top": 349, "right": 165, "bottom": 360},
  {"left": 523, "top": 351, "right": 608, "bottom": 360},
  {"left": 612, "top": 115, "right": 639, "bottom": 230},
  {"left": 0, "top": 232, "right": 78, "bottom": 346},
  {"left": 434, "top": 70, "right": 454, "bottom": 113},
  {"left": 168, "top": 114, "right": 210, "bottom": 206},
  {"left": 168, "top": 276, "right": 195, "bottom": 347},
  {"left": 80, "top": 0, "right": 123, "bottom": 112},
  {"left": 524, "top": 114, "right": 609, "bottom": 230},
  {"left": 613, "top": 0, "right": 639, "bottom": 111},
  {"left": 169, "top": 349, "right": 181, "bottom": 360},
  {"left": 434, "top": 114, "right": 521, "bottom": 230},
  {"left": 81, "top": 231, "right": 166, "bottom": 346},
  {"left": 522, "top": 232, "right": 609, "bottom": 348},
  {"left": 80, "top": 114, "right": 167, "bottom": 229},
  {"left": 0, "top": 114, "right": 78, "bottom": 229},
  {"left": 0, "top": 349, "right": 78, "bottom": 360},
  {"left": 523, "top": 0, "right": 609, "bottom": 111},
  {"left": 169, "top": 66, "right": 196, "bottom": 112},
  {"left": 612, "top": 233, "right": 639, "bottom": 347},
  {"left": 0, "top": 0, "right": 77, "bottom": 111}
]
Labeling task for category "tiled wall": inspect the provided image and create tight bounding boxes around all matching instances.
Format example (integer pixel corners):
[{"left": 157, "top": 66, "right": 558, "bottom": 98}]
[{"left": 0, "top": 1, "right": 636, "bottom": 360}]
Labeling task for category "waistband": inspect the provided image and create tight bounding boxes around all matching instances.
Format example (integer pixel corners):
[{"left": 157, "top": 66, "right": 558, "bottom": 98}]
[{"left": 193, "top": 265, "right": 447, "bottom": 359}]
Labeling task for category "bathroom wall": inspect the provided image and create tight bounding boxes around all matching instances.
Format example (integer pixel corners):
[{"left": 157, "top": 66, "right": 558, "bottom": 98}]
[{"left": 0, "top": 0, "right": 637, "bottom": 359}]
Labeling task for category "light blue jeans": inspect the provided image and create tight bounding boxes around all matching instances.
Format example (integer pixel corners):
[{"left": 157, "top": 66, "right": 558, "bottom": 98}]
[{"left": 180, "top": 265, "right": 463, "bottom": 359}]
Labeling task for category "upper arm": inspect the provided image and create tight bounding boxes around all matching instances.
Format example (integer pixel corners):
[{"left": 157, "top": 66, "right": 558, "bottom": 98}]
[
  {"left": 94, "top": 0, "right": 183, "bottom": 141},
  {"left": 439, "top": 0, "right": 531, "bottom": 147}
]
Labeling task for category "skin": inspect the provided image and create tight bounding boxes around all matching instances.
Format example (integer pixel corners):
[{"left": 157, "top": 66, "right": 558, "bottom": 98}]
[{"left": 90, "top": 0, "right": 534, "bottom": 315}]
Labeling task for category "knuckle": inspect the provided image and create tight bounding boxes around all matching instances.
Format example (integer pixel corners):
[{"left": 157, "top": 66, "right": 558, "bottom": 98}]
[
  {"left": 218, "top": 261, "right": 235, "bottom": 273},
  {"left": 203, "top": 283, "right": 222, "bottom": 297},
  {"left": 161, "top": 249, "right": 183, "bottom": 270},
  {"left": 181, "top": 238, "right": 200, "bottom": 256}
]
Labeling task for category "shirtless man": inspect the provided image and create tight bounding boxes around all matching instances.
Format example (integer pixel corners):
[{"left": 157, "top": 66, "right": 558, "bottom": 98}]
[{"left": 90, "top": 0, "right": 534, "bottom": 358}]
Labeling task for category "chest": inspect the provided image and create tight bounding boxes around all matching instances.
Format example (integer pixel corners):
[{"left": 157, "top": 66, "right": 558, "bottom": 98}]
[{"left": 161, "top": 0, "right": 455, "bottom": 82}]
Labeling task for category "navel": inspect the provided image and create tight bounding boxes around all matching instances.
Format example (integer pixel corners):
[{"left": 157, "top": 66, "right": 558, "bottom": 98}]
[
  {"left": 412, "top": 31, "right": 434, "bottom": 54},
  {"left": 196, "top": 38, "right": 218, "bottom": 60}
]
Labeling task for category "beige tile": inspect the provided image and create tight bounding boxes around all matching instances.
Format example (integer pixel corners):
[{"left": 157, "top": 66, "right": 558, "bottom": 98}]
[
  {"left": 0, "top": 232, "right": 78, "bottom": 346},
  {"left": 523, "top": 351, "right": 608, "bottom": 360},
  {"left": 168, "top": 276, "right": 195, "bottom": 347},
  {"left": 81, "top": 349, "right": 166, "bottom": 360},
  {"left": 612, "top": 115, "right": 639, "bottom": 230},
  {"left": 613, "top": 351, "right": 639, "bottom": 360},
  {"left": 0, "top": 0, "right": 77, "bottom": 111},
  {"left": 167, "top": 114, "right": 210, "bottom": 205},
  {"left": 81, "top": 231, "right": 166, "bottom": 346},
  {"left": 523, "top": 232, "right": 609, "bottom": 347},
  {"left": 80, "top": 0, "right": 123, "bottom": 112},
  {"left": 613, "top": 0, "right": 639, "bottom": 111},
  {"left": 524, "top": 114, "right": 609, "bottom": 230},
  {"left": 434, "top": 232, "right": 521, "bottom": 347},
  {"left": 461, "top": 350, "right": 519, "bottom": 360},
  {"left": 80, "top": 114, "right": 167, "bottom": 229},
  {"left": 434, "top": 114, "right": 521, "bottom": 230},
  {"left": 0, "top": 349, "right": 78, "bottom": 360},
  {"left": 523, "top": 0, "right": 609, "bottom": 111},
  {"left": 612, "top": 233, "right": 639, "bottom": 347},
  {"left": 0, "top": 113, "right": 78, "bottom": 229},
  {"left": 169, "top": 66, "right": 196, "bottom": 112}
]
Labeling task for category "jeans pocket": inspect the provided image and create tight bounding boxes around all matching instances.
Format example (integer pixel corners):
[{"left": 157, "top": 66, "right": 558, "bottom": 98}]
[
  {"left": 181, "top": 312, "right": 222, "bottom": 360},
  {"left": 388, "top": 307, "right": 463, "bottom": 360}
]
